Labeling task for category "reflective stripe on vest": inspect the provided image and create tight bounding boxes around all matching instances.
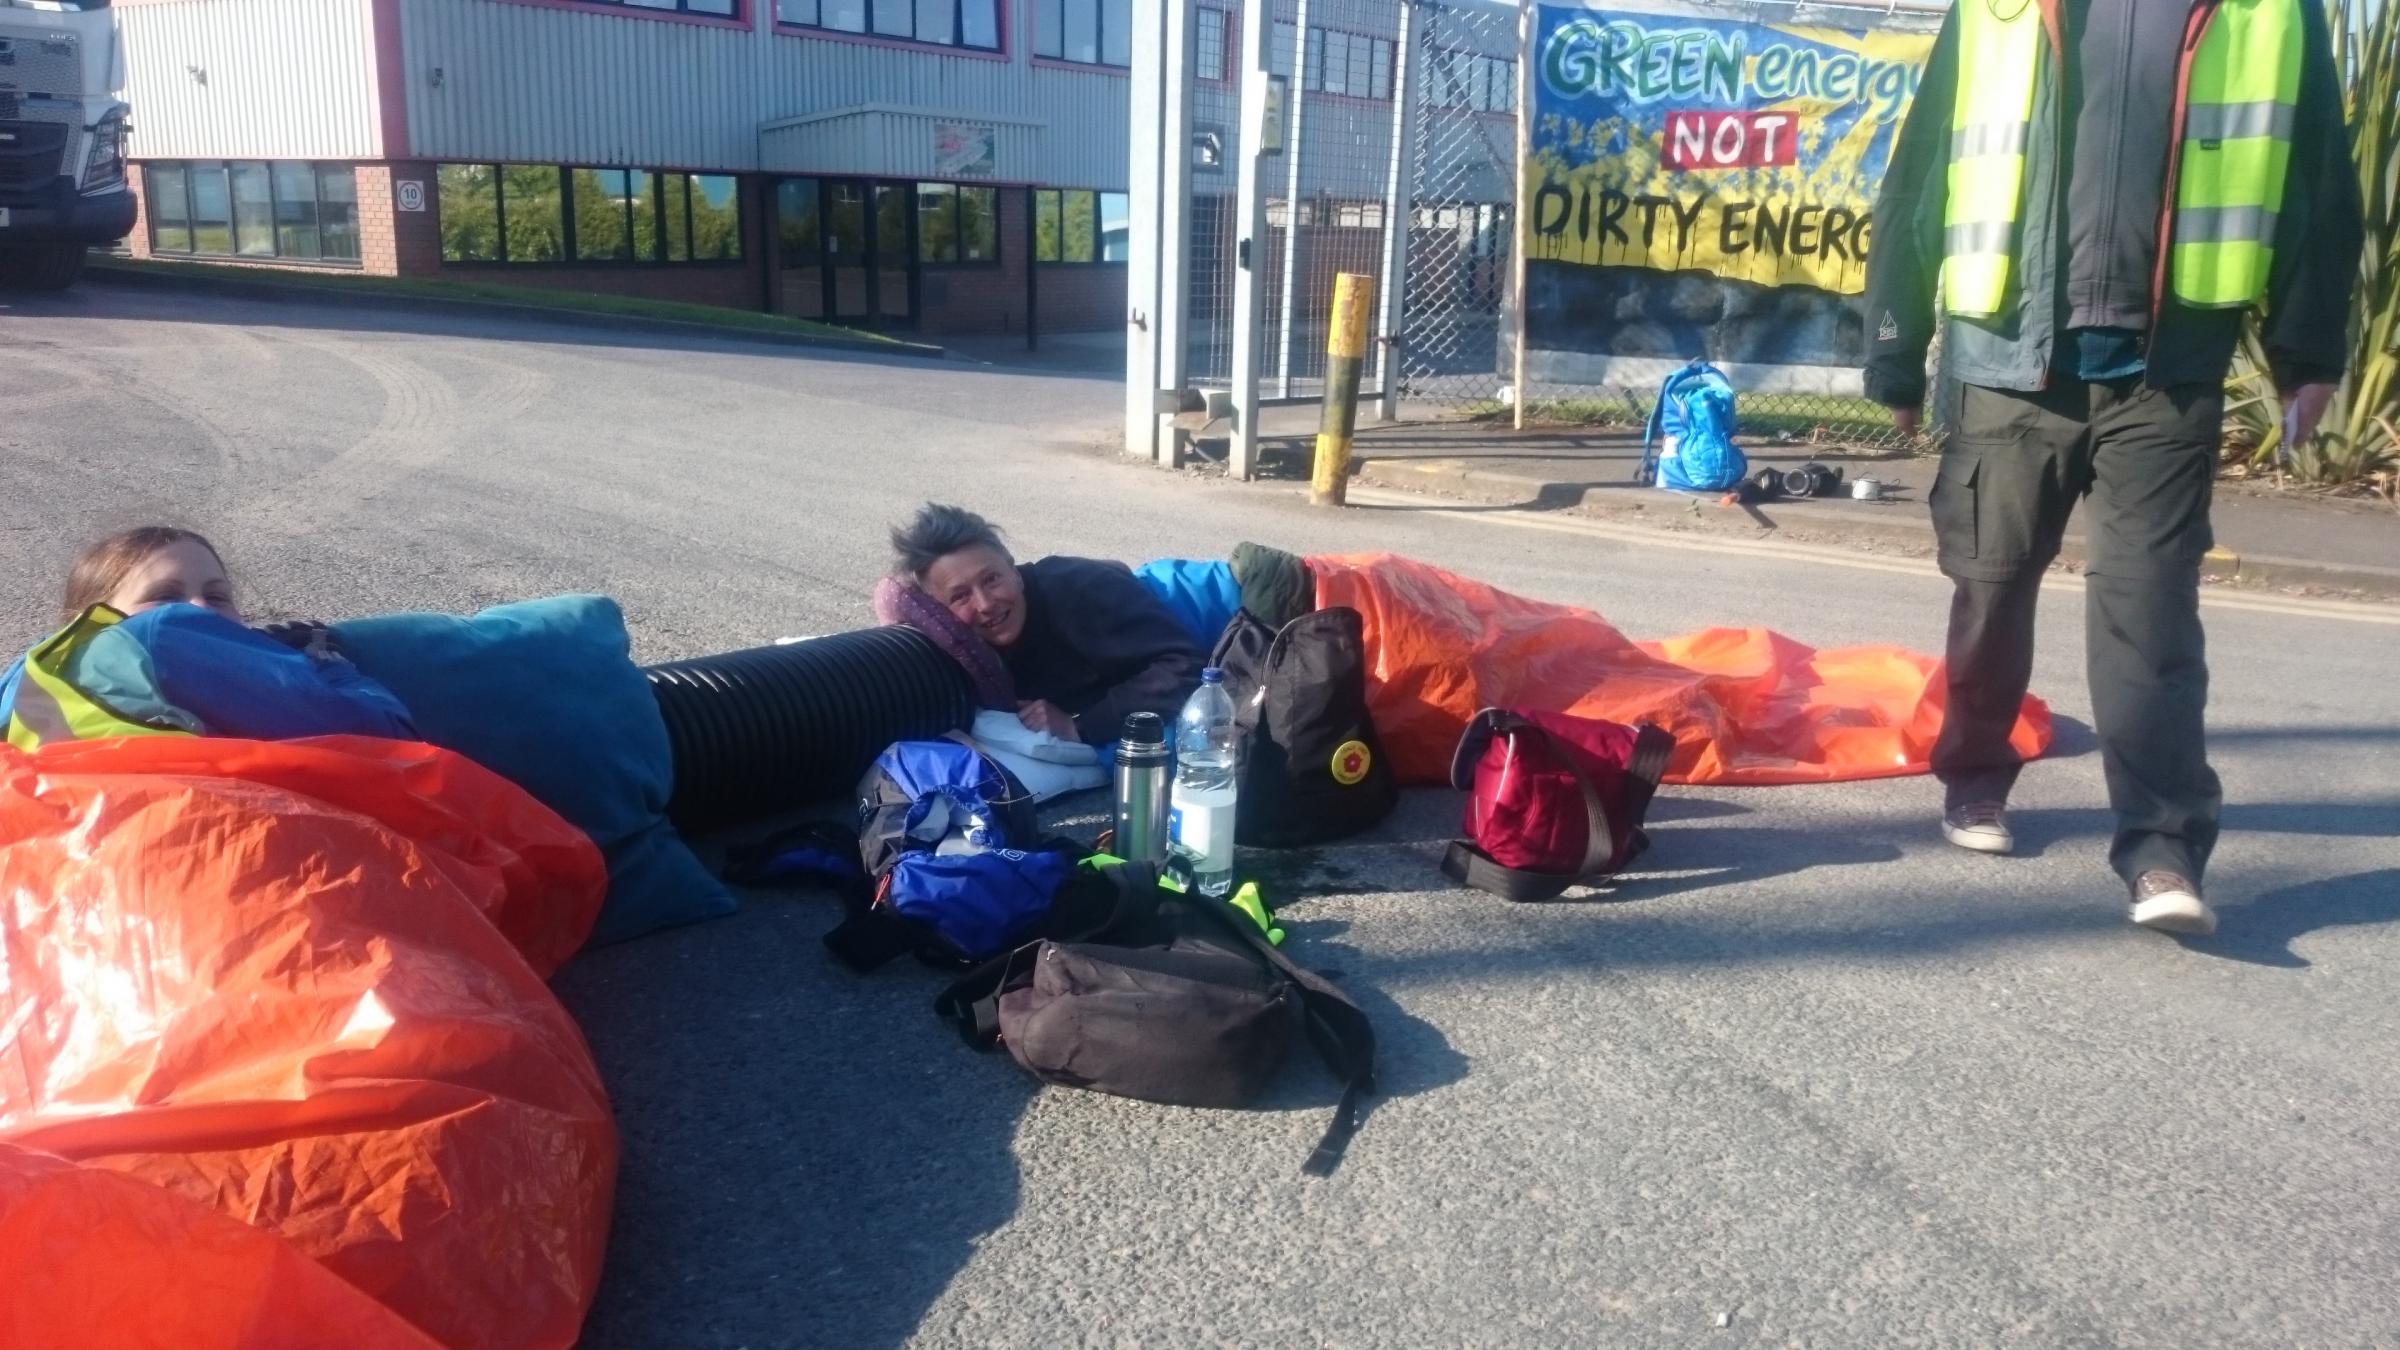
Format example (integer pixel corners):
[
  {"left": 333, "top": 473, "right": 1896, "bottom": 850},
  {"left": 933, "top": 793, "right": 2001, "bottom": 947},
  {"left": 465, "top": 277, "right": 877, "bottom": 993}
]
[
  {"left": 2173, "top": 0, "right": 2302, "bottom": 309},
  {"left": 1942, "top": 0, "right": 2303, "bottom": 319},
  {"left": 3, "top": 605, "right": 199, "bottom": 751},
  {"left": 1940, "top": 0, "right": 2044, "bottom": 318}
]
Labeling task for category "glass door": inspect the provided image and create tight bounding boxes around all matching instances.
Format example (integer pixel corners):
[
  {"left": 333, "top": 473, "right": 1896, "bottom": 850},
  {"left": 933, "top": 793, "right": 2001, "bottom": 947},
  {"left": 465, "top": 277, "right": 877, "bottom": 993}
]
[
  {"left": 825, "top": 180, "right": 871, "bottom": 322},
  {"left": 873, "top": 182, "right": 917, "bottom": 327}
]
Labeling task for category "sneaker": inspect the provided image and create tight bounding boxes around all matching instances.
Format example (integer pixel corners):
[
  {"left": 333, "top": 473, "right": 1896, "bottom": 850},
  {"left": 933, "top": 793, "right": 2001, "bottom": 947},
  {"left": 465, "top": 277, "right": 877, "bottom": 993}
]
[
  {"left": 1941, "top": 802, "right": 2015, "bottom": 855},
  {"left": 2129, "top": 871, "right": 2217, "bottom": 936}
]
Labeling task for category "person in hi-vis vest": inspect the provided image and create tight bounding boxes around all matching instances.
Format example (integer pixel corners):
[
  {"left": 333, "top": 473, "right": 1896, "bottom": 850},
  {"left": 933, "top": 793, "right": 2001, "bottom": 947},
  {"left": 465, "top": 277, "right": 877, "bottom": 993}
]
[{"left": 1862, "top": 0, "right": 2363, "bottom": 937}]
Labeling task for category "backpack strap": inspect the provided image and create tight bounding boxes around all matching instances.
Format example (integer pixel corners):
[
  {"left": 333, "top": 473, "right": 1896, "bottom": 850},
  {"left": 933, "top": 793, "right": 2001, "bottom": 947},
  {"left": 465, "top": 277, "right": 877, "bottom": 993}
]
[
  {"left": 824, "top": 872, "right": 927, "bottom": 971},
  {"left": 935, "top": 863, "right": 1378, "bottom": 1177},
  {"left": 1441, "top": 714, "right": 1619, "bottom": 902},
  {"left": 930, "top": 861, "right": 1159, "bottom": 1047},
  {"left": 1172, "top": 889, "right": 1377, "bottom": 1176}
]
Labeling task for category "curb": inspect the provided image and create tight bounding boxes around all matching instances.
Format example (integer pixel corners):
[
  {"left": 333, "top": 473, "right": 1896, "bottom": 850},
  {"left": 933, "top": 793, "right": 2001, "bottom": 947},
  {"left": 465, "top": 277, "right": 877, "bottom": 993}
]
[
  {"left": 82, "top": 263, "right": 949, "bottom": 361},
  {"left": 1354, "top": 456, "right": 2400, "bottom": 602}
]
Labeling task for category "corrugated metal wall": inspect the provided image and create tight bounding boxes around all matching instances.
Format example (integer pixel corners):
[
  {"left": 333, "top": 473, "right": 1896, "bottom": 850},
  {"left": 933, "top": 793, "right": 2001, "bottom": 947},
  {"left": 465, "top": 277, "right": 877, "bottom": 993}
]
[
  {"left": 118, "top": 0, "right": 381, "bottom": 160},
  {"left": 398, "top": 0, "right": 1131, "bottom": 188},
  {"left": 759, "top": 108, "right": 1042, "bottom": 180}
]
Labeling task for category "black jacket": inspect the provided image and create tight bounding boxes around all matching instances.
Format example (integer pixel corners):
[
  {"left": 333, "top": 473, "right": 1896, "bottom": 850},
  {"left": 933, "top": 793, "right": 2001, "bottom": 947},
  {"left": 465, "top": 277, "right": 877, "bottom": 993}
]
[
  {"left": 1863, "top": 0, "right": 2361, "bottom": 405},
  {"left": 1004, "top": 556, "right": 1205, "bottom": 745}
]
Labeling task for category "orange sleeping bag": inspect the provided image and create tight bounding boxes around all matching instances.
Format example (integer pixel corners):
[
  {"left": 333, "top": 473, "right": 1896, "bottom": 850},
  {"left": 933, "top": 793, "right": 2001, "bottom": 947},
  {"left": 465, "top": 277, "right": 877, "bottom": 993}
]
[
  {"left": 0, "top": 736, "right": 616, "bottom": 1350},
  {"left": 1311, "top": 554, "right": 2052, "bottom": 787}
]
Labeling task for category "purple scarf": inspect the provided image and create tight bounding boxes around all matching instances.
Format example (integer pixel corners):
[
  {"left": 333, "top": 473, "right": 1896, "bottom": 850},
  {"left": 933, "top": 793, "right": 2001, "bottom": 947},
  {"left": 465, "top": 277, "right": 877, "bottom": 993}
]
[{"left": 875, "top": 576, "right": 1016, "bottom": 711}]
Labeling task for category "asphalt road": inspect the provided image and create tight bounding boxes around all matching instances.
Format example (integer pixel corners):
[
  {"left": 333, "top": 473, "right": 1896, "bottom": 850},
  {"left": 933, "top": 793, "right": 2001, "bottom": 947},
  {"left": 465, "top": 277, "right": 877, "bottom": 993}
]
[{"left": 5, "top": 286, "right": 2398, "bottom": 1350}]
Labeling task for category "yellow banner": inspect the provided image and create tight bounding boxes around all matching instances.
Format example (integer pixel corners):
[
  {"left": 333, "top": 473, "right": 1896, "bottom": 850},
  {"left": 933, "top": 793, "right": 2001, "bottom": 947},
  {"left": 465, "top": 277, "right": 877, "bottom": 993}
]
[{"left": 1525, "top": 7, "right": 1935, "bottom": 294}]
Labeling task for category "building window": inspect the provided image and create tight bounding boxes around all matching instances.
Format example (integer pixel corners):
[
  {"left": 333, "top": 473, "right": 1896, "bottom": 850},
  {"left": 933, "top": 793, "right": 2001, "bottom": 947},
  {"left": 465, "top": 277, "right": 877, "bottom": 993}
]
[
  {"left": 562, "top": 0, "right": 737, "bottom": 14},
  {"left": 1428, "top": 49, "right": 1515, "bottom": 113},
  {"left": 917, "top": 182, "right": 999, "bottom": 264},
  {"left": 1035, "top": 0, "right": 1129, "bottom": 65},
  {"left": 778, "top": 0, "right": 998, "bottom": 49},
  {"left": 439, "top": 163, "right": 742, "bottom": 264},
  {"left": 1196, "top": 5, "right": 1229, "bottom": 81},
  {"left": 1033, "top": 187, "right": 1127, "bottom": 264},
  {"left": 144, "top": 160, "right": 360, "bottom": 262},
  {"left": 684, "top": 174, "right": 744, "bottom": 260},
  {"left": 501, "top": 164, "right": 569, "bottom": 261},
  {"left": 1271, "top": 23, "right": 1393, "bottom": 99},
  {"left": 778, "top": 178, "right": 822, "bottom": 265},
  {"left": 147, "top": 164, "right": 193, "bottom": 254}
]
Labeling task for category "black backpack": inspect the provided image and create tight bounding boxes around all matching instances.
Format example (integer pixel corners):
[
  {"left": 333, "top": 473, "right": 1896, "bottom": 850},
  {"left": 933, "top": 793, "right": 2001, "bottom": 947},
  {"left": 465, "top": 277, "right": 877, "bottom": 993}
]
[
  {"left": 935, "top": 861, "right": 1377, "bottom": 1176},
  {"left": 1210, "top": 606, "right": 1399, "bottom": 848}
]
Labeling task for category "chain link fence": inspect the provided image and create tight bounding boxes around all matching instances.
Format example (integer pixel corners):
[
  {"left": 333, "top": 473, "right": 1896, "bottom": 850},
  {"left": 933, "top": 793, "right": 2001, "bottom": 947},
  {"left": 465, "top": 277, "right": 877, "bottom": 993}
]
[{"left": 1171, "top": 0, "right": 1919, "bottom": 451}]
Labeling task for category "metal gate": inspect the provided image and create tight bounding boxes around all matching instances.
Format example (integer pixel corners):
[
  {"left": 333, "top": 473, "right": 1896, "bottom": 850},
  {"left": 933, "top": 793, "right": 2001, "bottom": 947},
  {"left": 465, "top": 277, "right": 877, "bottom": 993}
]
[{"left": 1125, "top": 0, "right": 1914, "bottom": 476}]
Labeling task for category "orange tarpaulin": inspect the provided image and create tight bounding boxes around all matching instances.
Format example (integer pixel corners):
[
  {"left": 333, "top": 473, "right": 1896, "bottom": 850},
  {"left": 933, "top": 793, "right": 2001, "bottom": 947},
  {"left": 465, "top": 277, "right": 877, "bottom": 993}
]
[
  {"left": 0, "top": 736, "right": 615, "bottom": 1350},
  {"left": 1312, "top": 554, "right": 2051, "bottom": 787}
]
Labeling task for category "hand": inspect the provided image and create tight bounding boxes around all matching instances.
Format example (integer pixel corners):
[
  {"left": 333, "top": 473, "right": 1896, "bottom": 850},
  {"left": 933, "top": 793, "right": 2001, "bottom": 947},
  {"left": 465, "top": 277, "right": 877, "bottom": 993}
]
[
  {"left": 2280, "top": 382, "right": 2337, "bottom": 461},
  {"left": 1016, "top": 700, "right": 1077, "bottom": 741},
  {"left": 1890, "top": 405, "right": 1922, "bottom": 438}
]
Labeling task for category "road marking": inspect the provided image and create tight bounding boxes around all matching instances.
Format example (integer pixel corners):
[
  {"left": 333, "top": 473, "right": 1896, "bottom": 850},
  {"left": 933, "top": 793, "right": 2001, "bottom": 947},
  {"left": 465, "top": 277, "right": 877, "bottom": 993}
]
[{"left": 1346, "top": 486, "right": 2400, "bottom": 627}]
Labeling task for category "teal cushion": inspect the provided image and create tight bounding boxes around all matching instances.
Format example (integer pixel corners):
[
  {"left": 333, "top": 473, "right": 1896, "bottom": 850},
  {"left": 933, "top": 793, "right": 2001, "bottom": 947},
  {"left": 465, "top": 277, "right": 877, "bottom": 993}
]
[{"left": 333, "top": 595, "right": 736, "bottom": 946}]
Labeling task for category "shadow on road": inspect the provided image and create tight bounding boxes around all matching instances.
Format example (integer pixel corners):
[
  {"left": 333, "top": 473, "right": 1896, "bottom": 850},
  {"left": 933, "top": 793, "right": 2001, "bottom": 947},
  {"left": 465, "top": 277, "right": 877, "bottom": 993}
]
[
  {"left": 555, "top": 889, "right": 1037, "bottom": 1350},
  {"left": 2181, "top": 868, "right": 2400, "bottom": 969},
  {"left": 561, "top": 858, "right": 1473, "bottom": 1348},
  {"left": 2008, "top": 798, "right": 2400, "bottom": 863}
]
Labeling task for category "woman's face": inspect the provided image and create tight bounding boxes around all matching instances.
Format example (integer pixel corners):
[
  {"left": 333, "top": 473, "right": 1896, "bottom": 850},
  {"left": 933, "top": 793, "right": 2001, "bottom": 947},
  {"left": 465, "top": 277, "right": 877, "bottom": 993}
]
[
  {"left": 922, "top": 544, "right": 1026, "bottom": 649},
  {"left": 106, "top": 539, "right": 240, "bottom": 621}
]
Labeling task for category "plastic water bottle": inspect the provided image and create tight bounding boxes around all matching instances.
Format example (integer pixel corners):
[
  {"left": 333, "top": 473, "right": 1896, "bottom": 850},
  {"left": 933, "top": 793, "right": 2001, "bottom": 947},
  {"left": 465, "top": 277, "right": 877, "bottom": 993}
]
[{"left": 1169, "top": 668, "right": 1240, "bottom": 899}]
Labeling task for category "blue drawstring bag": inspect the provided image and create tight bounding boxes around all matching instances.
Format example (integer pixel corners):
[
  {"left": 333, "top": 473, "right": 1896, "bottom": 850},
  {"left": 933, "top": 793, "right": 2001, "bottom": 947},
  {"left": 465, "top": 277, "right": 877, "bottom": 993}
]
[
  {"left": 1638, "top": 361, "right": 1747, "bottom": 494},
  {"left": 824, "top": 737, "right": 1082, "bottom": 970}
]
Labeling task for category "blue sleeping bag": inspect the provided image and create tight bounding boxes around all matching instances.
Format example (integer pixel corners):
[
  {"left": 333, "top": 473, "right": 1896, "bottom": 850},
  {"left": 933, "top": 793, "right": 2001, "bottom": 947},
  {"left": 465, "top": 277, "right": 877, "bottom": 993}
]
[
  {"left": 1134, "top": 558, "right": 1240, "bottom": 648},
  {"left": 0, "top": 603, "right": 417, "bottom": 742}
]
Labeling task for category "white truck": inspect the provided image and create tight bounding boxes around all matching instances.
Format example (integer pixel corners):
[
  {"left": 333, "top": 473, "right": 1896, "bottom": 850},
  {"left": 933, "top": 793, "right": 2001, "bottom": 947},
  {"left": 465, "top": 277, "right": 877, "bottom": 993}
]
[{"left": 0, "top": 0, "right": 130, "bottom": 291}]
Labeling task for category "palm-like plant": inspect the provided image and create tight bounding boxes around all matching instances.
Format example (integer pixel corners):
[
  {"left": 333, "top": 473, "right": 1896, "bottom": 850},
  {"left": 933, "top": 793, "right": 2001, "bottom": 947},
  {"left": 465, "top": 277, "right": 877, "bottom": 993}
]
[{"left": 2224, "top": 0, "right": 2398, "bottom": 494}]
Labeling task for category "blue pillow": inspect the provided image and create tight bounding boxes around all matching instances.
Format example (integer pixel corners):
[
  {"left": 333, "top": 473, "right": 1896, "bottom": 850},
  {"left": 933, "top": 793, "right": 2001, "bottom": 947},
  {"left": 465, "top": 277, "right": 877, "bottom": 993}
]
[
  {"left": 333, "top": 595, "right": 735, "bottom": 946},
  {"left": 1134, "top": 559, "right": 1240, "bottom": 650}
]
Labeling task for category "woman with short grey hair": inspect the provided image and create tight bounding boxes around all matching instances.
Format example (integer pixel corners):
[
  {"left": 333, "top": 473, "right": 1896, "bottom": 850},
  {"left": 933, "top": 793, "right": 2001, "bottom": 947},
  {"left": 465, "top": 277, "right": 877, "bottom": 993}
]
[{"left": 887, "top": 503, "right": 1203, "bottom": 746}]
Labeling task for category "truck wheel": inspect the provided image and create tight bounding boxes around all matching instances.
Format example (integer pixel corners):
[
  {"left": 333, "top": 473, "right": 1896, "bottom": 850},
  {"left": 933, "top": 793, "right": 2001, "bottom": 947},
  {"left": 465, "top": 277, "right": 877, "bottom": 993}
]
[{"left": 0, "top": 244, "right": 88, "bottom": 293}]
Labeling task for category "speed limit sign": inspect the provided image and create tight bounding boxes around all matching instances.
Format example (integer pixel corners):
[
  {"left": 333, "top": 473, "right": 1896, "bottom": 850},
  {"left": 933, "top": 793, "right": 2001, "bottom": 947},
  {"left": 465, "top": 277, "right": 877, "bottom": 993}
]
[{"left": 396, "top": 180, "right": 427, "bottom": 212}]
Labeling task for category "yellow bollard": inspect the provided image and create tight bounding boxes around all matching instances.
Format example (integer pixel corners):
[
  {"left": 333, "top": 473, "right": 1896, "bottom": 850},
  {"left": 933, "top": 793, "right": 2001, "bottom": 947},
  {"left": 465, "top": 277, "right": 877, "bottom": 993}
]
[{"left": 1311, "top": 273, "right": 1375, "bottom": 508}]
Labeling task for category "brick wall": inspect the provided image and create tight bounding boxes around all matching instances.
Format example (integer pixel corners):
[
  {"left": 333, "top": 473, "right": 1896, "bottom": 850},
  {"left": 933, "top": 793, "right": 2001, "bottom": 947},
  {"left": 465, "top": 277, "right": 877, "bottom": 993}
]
[
  {"left": 353, "top": 164, "right": 403, "bottom": 275},
  {"left": 388, "top": 162, "right": 443, "bottom": 274},
  {"left": 918, "top": 192, "right": 1030, "bottom": 335},
  {"left": 1030, "top": 263, "right": 1126, "bottom": 335}
]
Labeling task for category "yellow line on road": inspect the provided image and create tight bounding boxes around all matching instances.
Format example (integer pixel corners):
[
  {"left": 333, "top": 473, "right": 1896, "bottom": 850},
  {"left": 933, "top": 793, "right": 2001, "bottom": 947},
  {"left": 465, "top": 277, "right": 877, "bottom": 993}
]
[{"left": 1344, "top": 487, "right": 2400, "bottom": 628}]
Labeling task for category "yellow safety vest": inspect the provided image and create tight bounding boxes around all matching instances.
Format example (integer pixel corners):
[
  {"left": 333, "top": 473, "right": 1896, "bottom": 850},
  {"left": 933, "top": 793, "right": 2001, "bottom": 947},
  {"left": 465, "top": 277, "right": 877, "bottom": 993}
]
[
  {"left": 3, "top": 605, "right": 201, "bottom": 750},
  {"left": 1943, "top": 0, "right": 2304, "bottom": 318}
]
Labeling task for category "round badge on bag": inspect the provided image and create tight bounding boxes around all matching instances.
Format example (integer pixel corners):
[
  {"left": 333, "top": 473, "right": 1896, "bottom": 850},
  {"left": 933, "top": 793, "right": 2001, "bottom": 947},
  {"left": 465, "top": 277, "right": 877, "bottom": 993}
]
[{"left": 1331, "top": 739, "right": 1373, "bottom": 786}]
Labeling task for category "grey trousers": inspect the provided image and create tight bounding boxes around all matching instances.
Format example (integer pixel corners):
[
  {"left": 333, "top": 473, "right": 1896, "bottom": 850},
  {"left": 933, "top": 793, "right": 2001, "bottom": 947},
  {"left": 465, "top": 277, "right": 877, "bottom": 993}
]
[{"left": 1928, "top": 376, "right": 2226, "bottom": 885}]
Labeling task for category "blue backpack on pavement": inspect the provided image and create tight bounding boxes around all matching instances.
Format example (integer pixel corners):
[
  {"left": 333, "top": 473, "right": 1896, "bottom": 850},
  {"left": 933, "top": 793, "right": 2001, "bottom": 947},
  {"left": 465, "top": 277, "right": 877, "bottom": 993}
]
[
  {"left": 822, "top": 737, "right": 1082, "bottom": 970},
  {"left": 1638, "top": 361, "right": 1747, "bottom": 494}
]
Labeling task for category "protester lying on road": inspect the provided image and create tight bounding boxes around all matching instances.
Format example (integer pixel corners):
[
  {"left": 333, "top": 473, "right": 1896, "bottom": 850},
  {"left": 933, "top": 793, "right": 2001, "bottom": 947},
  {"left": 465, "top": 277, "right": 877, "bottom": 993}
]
[
  {"left": 887, "top": 503, "right": 1203, "bottom": 746},
  {"left": 57, "top": 524, "right": 340, "bottom": 657},
  {"left": 63, "top": 525, "right": 242, "bottom": 623},
  {"left": 3, "top": 526, "right": 414, "bottom": 747}
]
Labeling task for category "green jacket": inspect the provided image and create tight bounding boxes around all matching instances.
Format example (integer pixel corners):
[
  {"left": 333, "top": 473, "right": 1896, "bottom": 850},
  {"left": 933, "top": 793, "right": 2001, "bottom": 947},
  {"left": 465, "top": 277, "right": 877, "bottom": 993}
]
[{"left": 1862, "top": 0, "right": 2362, "bottom": 406}]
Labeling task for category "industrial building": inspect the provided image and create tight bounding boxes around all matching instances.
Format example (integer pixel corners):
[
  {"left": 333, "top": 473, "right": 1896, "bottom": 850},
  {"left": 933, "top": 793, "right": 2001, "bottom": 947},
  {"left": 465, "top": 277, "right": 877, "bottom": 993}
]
[{"left": 112, "top": 0, "right": 1148, "bottom": 335}]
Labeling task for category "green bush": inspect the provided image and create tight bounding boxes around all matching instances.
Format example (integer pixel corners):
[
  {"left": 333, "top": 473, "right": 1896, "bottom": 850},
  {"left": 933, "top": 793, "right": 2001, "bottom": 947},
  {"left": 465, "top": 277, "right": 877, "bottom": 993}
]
[{"left": 2225, "top": 0, "right": 2398, "bottom": 493}]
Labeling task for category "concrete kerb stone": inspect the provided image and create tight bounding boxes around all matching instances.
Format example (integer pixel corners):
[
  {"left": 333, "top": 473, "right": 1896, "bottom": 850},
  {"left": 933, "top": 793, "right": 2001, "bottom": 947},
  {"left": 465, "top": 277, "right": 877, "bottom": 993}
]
[
  {"left": 84, "top": 263, "right": 948, "bottom": 362},
  {"left": 1351, "top": 455, "right": 2400, "bottom": 602}
]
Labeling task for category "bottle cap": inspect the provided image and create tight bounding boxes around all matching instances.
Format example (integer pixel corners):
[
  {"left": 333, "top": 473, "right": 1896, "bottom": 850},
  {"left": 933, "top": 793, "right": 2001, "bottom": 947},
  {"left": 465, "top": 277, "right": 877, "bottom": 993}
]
[
  {"left": 1200, "top": 667, "right": 1223, "bottom": 684},
  {"left": 1120, "top": 712, "right": 1166, "bottom": 747}
]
